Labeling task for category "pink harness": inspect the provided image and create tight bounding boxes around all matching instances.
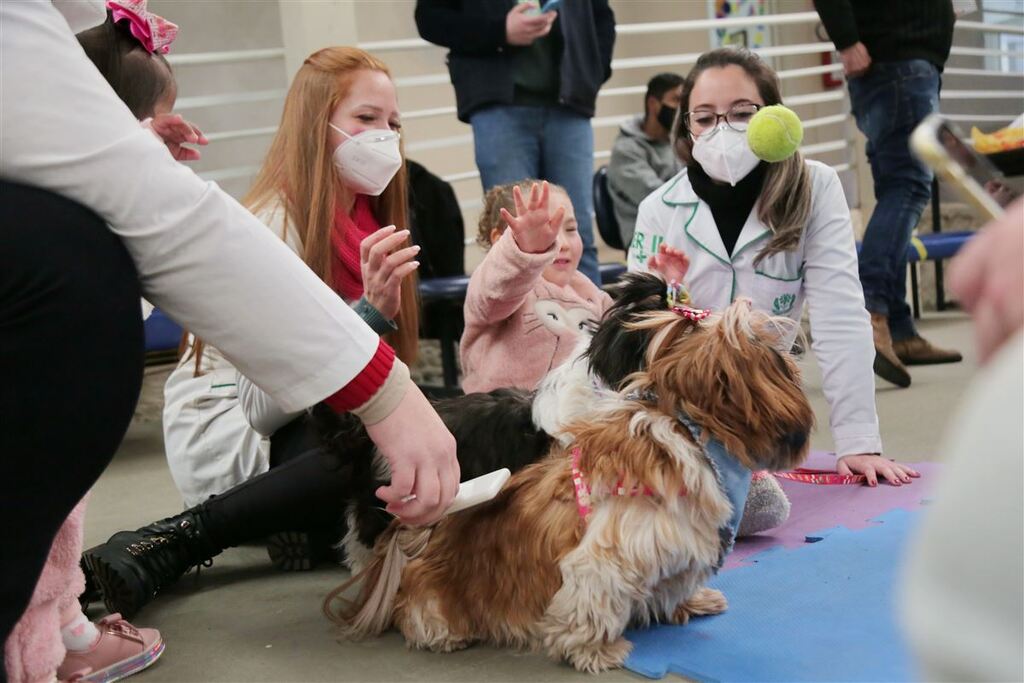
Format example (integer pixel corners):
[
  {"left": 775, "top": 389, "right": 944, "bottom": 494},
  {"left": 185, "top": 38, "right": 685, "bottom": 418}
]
[{"left": 570, "top": 446, "right": 669, "bottom": 523}]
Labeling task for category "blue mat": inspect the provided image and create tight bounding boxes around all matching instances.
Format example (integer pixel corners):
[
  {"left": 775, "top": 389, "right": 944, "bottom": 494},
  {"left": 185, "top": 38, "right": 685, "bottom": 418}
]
[{"left": 625, "top": 509, "right": 920, "bottom": 682}]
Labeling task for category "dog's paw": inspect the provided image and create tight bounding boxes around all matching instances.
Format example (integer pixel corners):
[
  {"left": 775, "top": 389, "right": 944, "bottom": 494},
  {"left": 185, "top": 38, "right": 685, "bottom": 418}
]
[
  {"left": 671, "top": 587, "right": 728, "bottom": 624},
  {"left": 566, "top": 637, "right": 632, "bottom": 673}
]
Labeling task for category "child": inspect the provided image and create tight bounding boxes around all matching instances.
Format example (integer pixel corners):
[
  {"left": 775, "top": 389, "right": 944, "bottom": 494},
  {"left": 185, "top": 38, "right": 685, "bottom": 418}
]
[
  {"left": 464, "top": 179, "right": 788, "bottom": 537},
  {"left": 4, "top": 4, "right": 197, "bottom": 682},
  {"left": 460, "top": 180, "right": 613, "bottom": 394},
  {"left": 630, "top": 47, "right": 920, "bottom": 487}
]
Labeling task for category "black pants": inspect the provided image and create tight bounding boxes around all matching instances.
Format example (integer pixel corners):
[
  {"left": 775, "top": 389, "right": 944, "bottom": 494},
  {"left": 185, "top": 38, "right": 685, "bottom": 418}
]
[
  {"left": 197, "top": 414, "right": 354, "bottom": 549},
  {"left": 1, "top": 182, "right": 144, "bottom": 652}
]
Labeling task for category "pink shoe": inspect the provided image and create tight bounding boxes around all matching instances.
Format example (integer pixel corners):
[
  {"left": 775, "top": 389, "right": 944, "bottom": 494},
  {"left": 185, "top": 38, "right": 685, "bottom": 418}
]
[{"left": 57, "top": 614, "right": 164, "bottom": 683}]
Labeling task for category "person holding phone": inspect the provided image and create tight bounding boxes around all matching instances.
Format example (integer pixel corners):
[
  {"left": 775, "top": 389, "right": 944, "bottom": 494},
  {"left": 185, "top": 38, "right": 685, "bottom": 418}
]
[
  {"left": 814, "top": 0, "right": 962, "bottom": 388},
  {"left": 414, "top": 0, "right": 616, "bottom": 287}
]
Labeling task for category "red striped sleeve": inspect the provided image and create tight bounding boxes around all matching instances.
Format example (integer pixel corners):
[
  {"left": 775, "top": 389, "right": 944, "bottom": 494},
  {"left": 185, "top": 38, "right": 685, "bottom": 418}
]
[{"left": 324, "top": 338, "right": 396, "bottom": 413}]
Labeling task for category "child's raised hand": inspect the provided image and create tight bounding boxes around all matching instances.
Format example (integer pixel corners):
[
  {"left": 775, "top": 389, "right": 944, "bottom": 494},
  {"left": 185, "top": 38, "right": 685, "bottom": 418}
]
[
  {"left": 647, "top": 243, "right": 690, "bottom": 284},
  {"left": 145, "top": 113, "right": 209, "bottom": 162},
  {"left": 500, "top": 181, "right": 565, "bottom": 255}
]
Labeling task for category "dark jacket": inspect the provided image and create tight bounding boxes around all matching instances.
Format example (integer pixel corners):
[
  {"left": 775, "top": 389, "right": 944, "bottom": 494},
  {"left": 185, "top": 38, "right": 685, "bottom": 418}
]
[
  {"left": 813, "top": 0, "right": 955, "bottom": 70},
  {"left": 407, "top": 160, "right": 465, "bottom": 279},
  {"left": 415, "top": 0, "right": 616, "bottom": 122}
]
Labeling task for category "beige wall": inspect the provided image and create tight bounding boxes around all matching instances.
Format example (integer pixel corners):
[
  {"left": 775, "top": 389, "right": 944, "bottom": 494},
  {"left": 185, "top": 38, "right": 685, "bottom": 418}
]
[{"left": 156, "top": 0, "right": 1021, "bottom": 269}]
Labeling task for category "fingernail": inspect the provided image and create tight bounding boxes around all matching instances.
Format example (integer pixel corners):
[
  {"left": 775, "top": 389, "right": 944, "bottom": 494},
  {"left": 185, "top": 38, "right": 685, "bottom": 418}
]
[
  {"left": 412, "top": 245, "right": 422, "bottom": 252},
  {"left": 398, "top": 229, "right": 410, "bottom": 236},
  {"left": 412, "top": 261, "right": 420, "bottom": 267},
  {"left": 400, "top": 493, "right": 417, "bottom": 504}
]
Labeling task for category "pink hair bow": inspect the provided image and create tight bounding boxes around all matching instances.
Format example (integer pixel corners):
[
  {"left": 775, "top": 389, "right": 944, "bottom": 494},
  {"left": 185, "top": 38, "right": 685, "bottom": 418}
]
[
  {"left": 671, "top": 305, "right": 712, "bottom": 322},
  {"left": 106, "top": 0, "right": 178, "bottom": 54}
]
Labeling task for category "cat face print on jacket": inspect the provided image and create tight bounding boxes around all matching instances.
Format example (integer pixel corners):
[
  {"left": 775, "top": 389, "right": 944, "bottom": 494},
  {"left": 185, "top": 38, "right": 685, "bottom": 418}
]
[{"left": 522, "top": 280, "right": 604, "bottom": 373}]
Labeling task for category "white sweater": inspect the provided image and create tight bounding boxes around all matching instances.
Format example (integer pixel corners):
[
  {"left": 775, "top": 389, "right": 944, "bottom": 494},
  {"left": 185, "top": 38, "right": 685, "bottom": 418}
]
[{"left": 1, "top": 1, "right": 379, "bottom": 412}]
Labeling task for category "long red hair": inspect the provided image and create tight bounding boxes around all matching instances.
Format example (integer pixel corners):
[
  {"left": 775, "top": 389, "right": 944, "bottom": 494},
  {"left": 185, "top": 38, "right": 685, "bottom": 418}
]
[{"left": 187, "top": 47, "right": 419, "bottom": 374}]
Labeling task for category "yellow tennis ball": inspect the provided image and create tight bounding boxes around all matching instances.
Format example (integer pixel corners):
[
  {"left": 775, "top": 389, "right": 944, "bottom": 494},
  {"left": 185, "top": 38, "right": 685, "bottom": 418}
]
[{"left": 747, "top": 105, "right": 804, "bottom": 163}]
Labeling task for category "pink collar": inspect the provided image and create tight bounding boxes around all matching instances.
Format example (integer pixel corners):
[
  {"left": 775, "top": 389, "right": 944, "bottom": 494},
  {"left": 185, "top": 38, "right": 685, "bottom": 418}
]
[{"left": 570, "top": 447, "right": 663, "bottom": 523}]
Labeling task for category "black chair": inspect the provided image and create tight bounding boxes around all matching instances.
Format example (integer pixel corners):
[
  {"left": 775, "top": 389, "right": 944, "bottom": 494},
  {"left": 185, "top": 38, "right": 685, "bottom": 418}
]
[{"left": 593, "top": 166, "right": 625, "bottom": 252}]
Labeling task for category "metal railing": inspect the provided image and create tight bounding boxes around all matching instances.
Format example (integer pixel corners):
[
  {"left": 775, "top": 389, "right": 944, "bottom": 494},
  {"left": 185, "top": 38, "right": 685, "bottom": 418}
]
[{"left": 182, "top": 9, "right": 1022, "bottom": 210}]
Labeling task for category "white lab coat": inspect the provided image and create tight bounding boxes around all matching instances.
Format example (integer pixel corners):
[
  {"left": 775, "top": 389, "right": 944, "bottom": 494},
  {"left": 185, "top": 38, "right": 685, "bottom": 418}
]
[
  {"left": 1, "top": 2, "right": 380, "bottom": 414},
  {"left": 163, "top": 203, "right": 315, "bottom": 507},
  {"left": 628, "top": 161, "right": 882, "bottom": 457}
]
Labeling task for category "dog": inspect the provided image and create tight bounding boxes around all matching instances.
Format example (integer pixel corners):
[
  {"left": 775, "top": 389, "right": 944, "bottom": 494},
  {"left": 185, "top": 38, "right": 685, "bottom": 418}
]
[
  {"left": 325, "top": 297, "right": 815, "bottom": 672},
  {"left": 314, "top": 273, "right": 674, "bottom": 571}
]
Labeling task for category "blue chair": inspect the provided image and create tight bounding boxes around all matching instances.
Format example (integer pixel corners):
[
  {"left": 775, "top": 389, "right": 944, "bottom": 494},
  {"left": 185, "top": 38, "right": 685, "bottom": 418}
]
[
  {"left": 144, "top": 308, "right": 182, "bottom": 353},
  {"left": 593, "top": 166, "right": 625, "bottom": 252},
  {"left": 419, "top": 275, "right": 471, "bottom": 390}
]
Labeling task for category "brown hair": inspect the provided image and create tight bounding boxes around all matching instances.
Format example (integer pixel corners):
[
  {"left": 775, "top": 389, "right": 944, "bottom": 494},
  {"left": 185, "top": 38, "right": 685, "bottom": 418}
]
[
  {"left": 475, "top": 179, "right": 568, "bottom": 250},
  {"left": 675, "top": 48, "right": 812, "bottom": 264},
  {"left": 187, "top": 47, "right": 418, "bottom": 375},
  {"left": 76, "top": 12, "right": 174, "bottom": 120}
]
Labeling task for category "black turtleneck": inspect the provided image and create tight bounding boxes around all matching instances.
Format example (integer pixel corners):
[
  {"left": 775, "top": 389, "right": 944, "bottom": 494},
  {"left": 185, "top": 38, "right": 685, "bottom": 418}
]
[{"left": 688, "top": 162, "right": 767, "bottom": 257}]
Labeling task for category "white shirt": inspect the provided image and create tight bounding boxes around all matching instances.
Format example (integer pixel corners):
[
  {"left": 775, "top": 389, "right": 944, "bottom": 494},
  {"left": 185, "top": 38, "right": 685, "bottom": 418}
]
[
  {"left": 628, "top": 161, "right": 882, "bottom": 457},
  {"left": 0, "top": 1, "right": 379, "bottom": 412}
]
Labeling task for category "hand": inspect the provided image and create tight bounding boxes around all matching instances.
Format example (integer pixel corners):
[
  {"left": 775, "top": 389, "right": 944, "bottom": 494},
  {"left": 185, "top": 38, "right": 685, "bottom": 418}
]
[
  {"left": 500, "top": 181, "right": 565, "bottom": 255},
  {"left": 506, "top": 2, "right": 556, "bottom": 46},
  {"left": 838, "top": 42, "right": 872, "bottom": 78},
  {"left": 647, "top": 243, "right": 690, "bottom": 284},
  {"left": 837, "top": 454, "right": 920, "bottom": 487},
  {"left": 365, "top": 384, "right": 460, "bottom": 526},
  {"left": 360, "top": 225, "right": 420, "bottom": 320},
  {"left": 146, "top": 113, "right": 208, "bottom": 161},
  {"left": 949, "top": 197, "right": 1024, "bottom": 363}
]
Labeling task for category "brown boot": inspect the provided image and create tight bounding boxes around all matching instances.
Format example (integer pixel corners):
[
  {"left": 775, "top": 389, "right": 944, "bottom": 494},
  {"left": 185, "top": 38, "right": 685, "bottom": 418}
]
[
  {"left": 870, "top": 313, "right": 911, "bottom": 387},
  {"left": 893, "top": 335, "right": 963, "bottom": 365}
]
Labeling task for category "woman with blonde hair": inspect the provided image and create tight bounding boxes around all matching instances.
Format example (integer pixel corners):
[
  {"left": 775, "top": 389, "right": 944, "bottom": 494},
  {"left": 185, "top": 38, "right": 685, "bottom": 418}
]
[
  {"left": 82, "top": 47, "right": 440, "bottom": 618},
  {"left": 630, "top": 48, "right": 919, "bottom": 491}
]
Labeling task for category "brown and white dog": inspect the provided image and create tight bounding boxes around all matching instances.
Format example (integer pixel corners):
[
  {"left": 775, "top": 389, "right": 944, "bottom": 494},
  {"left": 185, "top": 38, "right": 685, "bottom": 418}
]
[{"left": 326, "top": 298, "right": 814, "bottom": 672}]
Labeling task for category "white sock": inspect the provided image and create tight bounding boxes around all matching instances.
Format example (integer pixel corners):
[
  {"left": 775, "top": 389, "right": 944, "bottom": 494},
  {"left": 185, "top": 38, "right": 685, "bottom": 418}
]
[{"left": 60, "top": 611, "right": 100, "bottom": 652}]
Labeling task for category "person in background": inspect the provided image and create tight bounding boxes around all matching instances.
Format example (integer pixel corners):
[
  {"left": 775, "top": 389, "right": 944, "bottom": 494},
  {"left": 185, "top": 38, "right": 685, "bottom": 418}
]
[
  {"left": 414, "top": 0, "right": 616, "bottom": 286},
  {"left": 813, "top": 0, "right": 962, "bottom": 388},
  {"left": 608, "top": 72, "right": 684, "bottom": 249}
]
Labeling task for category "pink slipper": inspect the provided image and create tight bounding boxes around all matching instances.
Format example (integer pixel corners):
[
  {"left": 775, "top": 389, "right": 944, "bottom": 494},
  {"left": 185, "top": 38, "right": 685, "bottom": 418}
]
[{"left": 57, "top": 614, "right": 163, "bottom": 683}]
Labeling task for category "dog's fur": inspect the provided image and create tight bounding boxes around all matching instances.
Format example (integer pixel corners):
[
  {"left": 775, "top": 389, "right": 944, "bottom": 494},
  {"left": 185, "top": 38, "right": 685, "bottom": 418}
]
[
  {"left": 316, "top": 273, "right": 677, "bottom": 570},
  {"left": 329, "top": 298, "right": 814, "bottom": 672}
]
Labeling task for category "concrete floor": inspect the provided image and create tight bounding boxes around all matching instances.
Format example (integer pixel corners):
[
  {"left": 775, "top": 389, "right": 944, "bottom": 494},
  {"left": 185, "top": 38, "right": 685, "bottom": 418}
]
[{"left": 83, "top": 312, "right": 977, "bottom": 682}]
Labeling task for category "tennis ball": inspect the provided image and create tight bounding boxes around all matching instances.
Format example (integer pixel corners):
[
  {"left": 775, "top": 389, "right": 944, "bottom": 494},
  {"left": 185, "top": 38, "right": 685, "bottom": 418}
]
[{"left": 747, "top": 105, "right": 803, "bottom": 163}]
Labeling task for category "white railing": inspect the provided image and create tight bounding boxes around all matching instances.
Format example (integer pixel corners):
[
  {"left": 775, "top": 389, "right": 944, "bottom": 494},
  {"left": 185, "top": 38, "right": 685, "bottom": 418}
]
[{"left": 184, "top": 9, "right": 1023, "bottom": 208}]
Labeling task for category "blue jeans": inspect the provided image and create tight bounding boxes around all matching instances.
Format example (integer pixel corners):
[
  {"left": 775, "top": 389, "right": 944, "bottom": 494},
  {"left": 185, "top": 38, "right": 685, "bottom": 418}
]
[
  {"left": 469, "top": 105, "right": 600, "bottom": 286},
  {"left": 848, "top": 60, "right": 940, "bottom": 341}
]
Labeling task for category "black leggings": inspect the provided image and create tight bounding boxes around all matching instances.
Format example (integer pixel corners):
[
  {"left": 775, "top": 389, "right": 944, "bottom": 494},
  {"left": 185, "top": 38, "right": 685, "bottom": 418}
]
[
  {"left": 1, "top": 182, "right": 144, "bottom": 650},
  {"left": 197, "top": 415, "right": 355, "bottom": 549}
]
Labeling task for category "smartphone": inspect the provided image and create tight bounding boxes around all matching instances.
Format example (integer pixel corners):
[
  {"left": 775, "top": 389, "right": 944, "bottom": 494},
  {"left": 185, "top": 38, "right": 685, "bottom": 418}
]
[
  {"left": 911, "top": 114, "right": 1004, "bottom": 220},
  {"left": 540, "top": 0, "right": 562, "bottom": 13}
]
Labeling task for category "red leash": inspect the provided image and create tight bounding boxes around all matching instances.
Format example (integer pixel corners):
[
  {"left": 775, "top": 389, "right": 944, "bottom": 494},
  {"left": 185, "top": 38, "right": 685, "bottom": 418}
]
[{"left": 773, "top": 468, "right": 867, "bottom": 485}]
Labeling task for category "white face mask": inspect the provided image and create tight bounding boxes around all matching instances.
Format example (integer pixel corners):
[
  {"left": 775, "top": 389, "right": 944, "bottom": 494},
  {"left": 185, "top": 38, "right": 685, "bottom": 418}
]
[
  {"left": 691, "top": 124, "right": 761, "bottom": 187},
  {"left": 330, "top": 124, "right": 402, "bottom": 196}
]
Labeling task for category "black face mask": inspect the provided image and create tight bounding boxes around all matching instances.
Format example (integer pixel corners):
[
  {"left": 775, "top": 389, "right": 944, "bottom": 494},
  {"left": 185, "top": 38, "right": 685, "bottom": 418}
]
[{"left": 656, "top": 104, "right": 678, "bottom": 132}]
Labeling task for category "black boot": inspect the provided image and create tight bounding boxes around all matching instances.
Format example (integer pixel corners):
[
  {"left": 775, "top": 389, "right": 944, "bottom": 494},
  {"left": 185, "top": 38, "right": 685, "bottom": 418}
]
[{"left": 82, "top": 508, "right": 221, "bottom": 619}]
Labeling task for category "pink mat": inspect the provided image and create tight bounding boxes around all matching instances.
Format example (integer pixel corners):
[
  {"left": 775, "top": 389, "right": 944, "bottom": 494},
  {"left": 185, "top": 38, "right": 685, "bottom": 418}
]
[{"left": 726, "top": 450, "right": 941, "bottom": 570}]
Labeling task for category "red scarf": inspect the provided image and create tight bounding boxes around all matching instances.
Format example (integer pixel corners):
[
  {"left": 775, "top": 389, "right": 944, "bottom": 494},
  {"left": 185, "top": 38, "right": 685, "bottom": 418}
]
[{"left": 331, "top": 195, "right": 381, "bottom": 301}]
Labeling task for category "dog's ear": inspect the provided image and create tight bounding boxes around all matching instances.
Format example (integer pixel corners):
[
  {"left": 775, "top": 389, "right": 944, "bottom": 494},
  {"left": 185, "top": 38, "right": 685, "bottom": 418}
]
[{"left": 586, "top": 273, "right": 669, "bottom": 388}]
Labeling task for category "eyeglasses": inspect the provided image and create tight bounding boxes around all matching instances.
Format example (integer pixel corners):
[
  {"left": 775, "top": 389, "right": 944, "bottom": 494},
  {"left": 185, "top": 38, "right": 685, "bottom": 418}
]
[{"left": 683, "top": 103, "right": 761, "bottom": 137}]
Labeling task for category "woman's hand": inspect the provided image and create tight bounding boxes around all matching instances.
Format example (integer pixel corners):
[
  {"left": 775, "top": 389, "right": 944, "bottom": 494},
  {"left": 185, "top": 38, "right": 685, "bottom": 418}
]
[
  {"left": 366, "top": 384, "right": 460, "bottom": 526},
  {"left": 145, "top": 113, "right": 208, "bottom": 161},
  {"left": 837, "top": 454, "right": 920, "bottom": 487},
  {"left": 360, "top": 225, "right": 420, "bottom": 320},
  {"left": 647, "top": 243, "right": 690, "bottom": 284},
  {"left": 500, "top": 181, "right": 565, "bottom": 254}
]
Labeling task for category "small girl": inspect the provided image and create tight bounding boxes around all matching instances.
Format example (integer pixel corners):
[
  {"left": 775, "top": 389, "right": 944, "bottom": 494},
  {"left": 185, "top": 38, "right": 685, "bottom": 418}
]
[
  {"left": 5, "top": 4, "right": 196, "bottom": 682},
  {"left": 460, "top": 180, "right": 613, "bottom": 394}
]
